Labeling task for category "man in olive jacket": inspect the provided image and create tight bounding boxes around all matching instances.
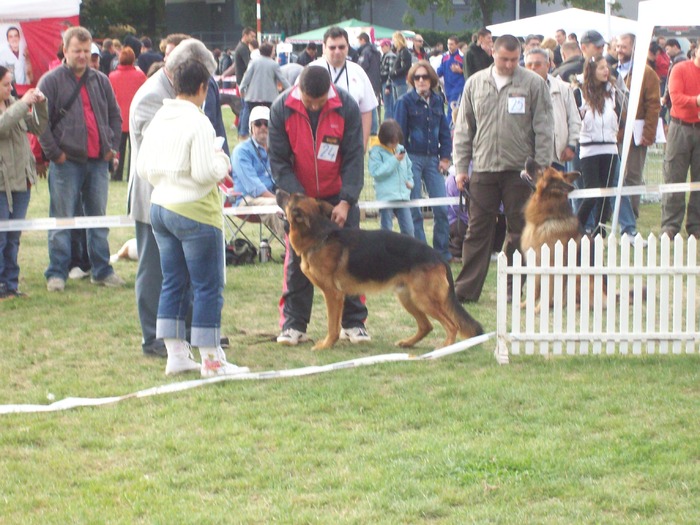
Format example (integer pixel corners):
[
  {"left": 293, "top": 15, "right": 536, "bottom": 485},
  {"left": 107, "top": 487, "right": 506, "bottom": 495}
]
[
  {"left": 38, "top": 26, "right": 123, "bottom": 292},
  {"left": 452, "top": 34, "right": 553, "bottom": 303}
]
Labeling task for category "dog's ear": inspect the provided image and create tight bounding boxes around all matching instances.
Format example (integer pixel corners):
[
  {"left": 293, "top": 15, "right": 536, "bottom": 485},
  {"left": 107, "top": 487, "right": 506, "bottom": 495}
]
[
  {"left": 290, "top": 207, "right": 312, "bottom": 229},
  {"left": 276, "top": 189, "right": 291, "bottom": 210},
  {"left": 317, "top": 200, "right": 335, "bottom": 218},
  {"left": 563, "top": 171, "right": 581, "bottom": 184}
]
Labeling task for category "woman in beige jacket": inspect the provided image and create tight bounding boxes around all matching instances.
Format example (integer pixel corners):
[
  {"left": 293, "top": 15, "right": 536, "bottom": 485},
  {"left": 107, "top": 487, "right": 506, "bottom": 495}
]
[{"left": 0, "top": 65, "right": 48, "bottom": 298}]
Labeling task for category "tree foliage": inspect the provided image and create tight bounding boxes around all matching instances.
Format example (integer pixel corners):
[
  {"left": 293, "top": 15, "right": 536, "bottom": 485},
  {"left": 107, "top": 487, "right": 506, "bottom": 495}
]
[
  {"left": 237, "top": 0, "right": 368, "bottom": 36},
  {"left": 404, "top": 0, "right": 621, "bottom": 29},
  {"left": 80, "top": 0, "right": 166, "bottom": 38}
]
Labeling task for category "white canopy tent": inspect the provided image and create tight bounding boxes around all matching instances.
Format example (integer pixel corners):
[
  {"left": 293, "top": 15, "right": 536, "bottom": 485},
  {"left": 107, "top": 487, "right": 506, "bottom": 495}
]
[
  {"left": 0, "top": 0, "right": 81, "bottom": 19},
  {"left": 614, "top": 0, "right": 699, "bottom": 232},
  {"left": 486, "top": 8, "right": 638, "bottom": 40}
]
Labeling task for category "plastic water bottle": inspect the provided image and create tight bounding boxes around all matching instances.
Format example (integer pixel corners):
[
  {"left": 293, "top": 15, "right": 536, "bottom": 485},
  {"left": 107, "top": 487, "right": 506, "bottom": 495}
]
[{"left": 259, "top": 239, "right": 271, "bottom": 263}]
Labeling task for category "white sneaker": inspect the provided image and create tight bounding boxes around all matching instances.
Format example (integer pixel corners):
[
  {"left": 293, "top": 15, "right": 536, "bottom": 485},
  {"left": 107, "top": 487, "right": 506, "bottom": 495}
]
[
  {"left": 276, "top": 328, "right": 309, "bottom": 345},
  {"left": 68, "top": 267, "right": 90, "bottom": 280},
  {"left": 200, "top": 348, "right": 250, "bottom": 378},
  {"left": 165, "top": 344, "right": 201, "bottom": 376},
  {"left": 46, "top": 277, "right": 65, "bottom": 292},
  {"left": 340, "top": 326, "right": 371, "bottom": 343},
  {"left": 91, "top": 272, "right": 126, "bottom": 287}
]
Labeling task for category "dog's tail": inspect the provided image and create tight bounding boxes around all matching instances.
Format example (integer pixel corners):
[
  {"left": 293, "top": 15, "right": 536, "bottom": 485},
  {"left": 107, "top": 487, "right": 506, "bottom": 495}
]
[{"left": 444, "top": 262, "right": 484, "bottom": 338}]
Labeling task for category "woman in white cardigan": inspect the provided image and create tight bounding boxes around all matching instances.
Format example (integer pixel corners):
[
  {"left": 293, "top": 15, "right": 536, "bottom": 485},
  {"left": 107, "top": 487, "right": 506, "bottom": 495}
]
[{"left": 138, "top": 59, "right": 248, "bottom": 378}]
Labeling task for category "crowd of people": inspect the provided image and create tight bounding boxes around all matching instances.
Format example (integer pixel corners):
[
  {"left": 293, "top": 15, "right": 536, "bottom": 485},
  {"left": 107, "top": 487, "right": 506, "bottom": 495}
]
[{"left": 1, "top": 23, "right": 699, "bottom": 377}]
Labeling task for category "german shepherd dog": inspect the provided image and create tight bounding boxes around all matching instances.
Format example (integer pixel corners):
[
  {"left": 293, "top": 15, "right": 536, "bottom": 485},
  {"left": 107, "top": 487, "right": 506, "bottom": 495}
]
[
  {"left": 520, "top": 159, "right": 583, "bottom": 310},
  {"left": 277, "top": 191, "right": 483, "bottom": 350}
]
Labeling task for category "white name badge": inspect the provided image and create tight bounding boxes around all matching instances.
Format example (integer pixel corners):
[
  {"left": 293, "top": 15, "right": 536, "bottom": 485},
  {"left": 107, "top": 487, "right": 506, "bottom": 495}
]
[
  {"left": 508, "top": 95, "right": 525, "bottom": 114},
  {"left": 318, "top": 136, "right": 340, "bottom": 162}
]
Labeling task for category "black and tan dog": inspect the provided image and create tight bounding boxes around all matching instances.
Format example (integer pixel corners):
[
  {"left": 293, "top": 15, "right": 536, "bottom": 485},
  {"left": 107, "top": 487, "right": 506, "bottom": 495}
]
[
  {"left": 277, "top": 191, "right": 483, "bottom": 350},
  {"left": 520, "top": 158, "right": 606, "bottom": 310}
]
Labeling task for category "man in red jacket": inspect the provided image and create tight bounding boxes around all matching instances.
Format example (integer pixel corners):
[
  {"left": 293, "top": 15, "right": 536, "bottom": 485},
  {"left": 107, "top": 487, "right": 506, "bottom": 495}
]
[
  {"left": 268, "top": 66, "right": 370, "bottom": 346},
  {"left": 661, "top": 39, "right": 700, "bottom": 239}
]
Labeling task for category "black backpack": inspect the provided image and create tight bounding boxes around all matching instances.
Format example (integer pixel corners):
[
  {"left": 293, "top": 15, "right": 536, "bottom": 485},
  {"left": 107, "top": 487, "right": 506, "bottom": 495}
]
[{"left": 225, "top": 238, "right": 257, "bottom": 266}]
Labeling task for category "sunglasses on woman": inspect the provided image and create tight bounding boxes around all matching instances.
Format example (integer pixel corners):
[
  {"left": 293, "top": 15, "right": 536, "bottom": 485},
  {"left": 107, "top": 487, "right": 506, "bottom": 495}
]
[
  {"left": 413, "top": 74, "right": 430, "bottom": 81},
  {"left": 253, "top": 119, "right": 268, "bottom": 128}
]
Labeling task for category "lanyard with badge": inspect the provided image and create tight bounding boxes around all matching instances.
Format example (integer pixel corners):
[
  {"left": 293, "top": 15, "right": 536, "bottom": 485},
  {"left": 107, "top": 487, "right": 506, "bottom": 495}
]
[{"left": 326, "top": 62, "right": 349, "bottom": 93}]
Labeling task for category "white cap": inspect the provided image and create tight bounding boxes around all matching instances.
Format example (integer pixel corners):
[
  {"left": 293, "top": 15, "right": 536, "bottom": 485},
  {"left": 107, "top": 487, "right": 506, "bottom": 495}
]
[
  {"left": 249, "top": 105, "right": 270, "bottom": 133},
  {"left": 91, "top": 43, "right": 100, "bottom": 56}
]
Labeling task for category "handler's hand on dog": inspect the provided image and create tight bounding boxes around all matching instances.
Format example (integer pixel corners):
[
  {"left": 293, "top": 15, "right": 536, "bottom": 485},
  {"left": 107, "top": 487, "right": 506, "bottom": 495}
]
[
  {"left": 455, "top": 172, "right": 469, "bottom": 190},
  {"left": 331, "top": 201, "right": 351, "bottom": 227}
]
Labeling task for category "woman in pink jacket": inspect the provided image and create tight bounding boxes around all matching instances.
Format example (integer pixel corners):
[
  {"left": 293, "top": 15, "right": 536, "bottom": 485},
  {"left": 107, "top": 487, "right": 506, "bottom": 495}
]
[{"left": 109, "top": 48, "right": 146, "bottom": 181}]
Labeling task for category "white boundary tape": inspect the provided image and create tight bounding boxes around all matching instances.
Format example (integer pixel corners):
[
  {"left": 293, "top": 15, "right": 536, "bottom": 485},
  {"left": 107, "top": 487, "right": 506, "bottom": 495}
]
[
  {"left": 0, "top": 332, "right": 494, "bottom": 415},
  {"left": 3, "top": 182, "right": 699, "bottom": 233}
]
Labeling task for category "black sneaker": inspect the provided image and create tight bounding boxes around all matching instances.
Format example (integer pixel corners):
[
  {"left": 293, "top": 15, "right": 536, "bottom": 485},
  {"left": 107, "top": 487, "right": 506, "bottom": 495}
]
[
  {"left": 142, "top": 342, "right": 168, "bottom": 358},
  {"left": 0, "top": 283, "right": 9, "bottom": 299}
]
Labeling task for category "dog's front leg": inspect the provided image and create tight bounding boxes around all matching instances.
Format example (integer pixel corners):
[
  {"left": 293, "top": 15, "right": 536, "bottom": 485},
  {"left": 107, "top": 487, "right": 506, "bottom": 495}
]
[{"left": 314, "top": 289, "right": 345, "bottom": 350}]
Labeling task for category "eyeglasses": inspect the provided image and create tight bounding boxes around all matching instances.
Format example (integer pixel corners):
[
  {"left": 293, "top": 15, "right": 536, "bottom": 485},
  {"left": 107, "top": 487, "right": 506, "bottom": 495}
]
[
  {"left": 327, "top": 45, "right": 347, "bottom": 51},
  {"left": 413, "top": 74, "right": 430, "bottom": 81},
  {"left": 253, "top": 120, "right": 268, "bottom": 128}
]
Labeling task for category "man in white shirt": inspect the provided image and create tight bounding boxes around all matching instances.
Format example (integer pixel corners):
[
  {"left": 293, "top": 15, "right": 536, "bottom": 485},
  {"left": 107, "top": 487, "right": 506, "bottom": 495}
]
[{"left": 309, "top": 26, "right": 378, "bottom": 149}]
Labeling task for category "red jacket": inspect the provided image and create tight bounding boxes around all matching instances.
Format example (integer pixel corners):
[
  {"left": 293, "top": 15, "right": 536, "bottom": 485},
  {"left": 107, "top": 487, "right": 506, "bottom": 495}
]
[
  {"left": 283, "top": 85, "right": 346, "bottom": 198},
  {"left": 109, "top": 65, "right": 147, "bottom": 132}
]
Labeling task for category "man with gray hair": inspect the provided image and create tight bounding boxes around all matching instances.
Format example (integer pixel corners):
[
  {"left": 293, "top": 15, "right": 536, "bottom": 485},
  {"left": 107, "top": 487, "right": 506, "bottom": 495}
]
[
  {"left": 525, "top": 47, "right": 581, "bottom": 168},
  {"left": 128, "top": 36, "right": 219, "bottom": 357}
]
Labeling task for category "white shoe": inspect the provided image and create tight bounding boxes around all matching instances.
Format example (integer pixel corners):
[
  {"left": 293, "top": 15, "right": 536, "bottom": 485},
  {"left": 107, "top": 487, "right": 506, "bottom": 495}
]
[
  {"left": 165, "top": 343, "right": 201, "bottom": 376},
  {"left": 340, "top": 326, "right": 371, "bottom": 343},
  {"left": 276, "top": 328, "right": 309, "bottom": 345},
  {"left": 46, "top": 277, "right": 65, "bottom": 292},
  {"left": 200, "top": 348, "right": 250, "bottom": 378},
  {"left": 68, "top": 267, "right": 90, "bottom": 280}
]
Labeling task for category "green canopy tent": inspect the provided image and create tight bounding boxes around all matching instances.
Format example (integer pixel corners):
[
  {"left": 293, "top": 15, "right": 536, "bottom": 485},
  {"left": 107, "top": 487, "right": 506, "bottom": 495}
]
[{"left": 286, "top": 18, "right": 404, "bottom": 44}]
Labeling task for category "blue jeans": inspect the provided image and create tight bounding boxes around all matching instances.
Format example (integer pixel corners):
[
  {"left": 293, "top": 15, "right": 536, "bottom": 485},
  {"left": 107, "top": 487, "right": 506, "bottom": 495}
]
[
  {"left": 380, "top": 207, "right": 415, "bottom": 236},
  {"left": 150, "top": 205, "right": 224, "bottom": 348},
  {"left": 238, "top": 99, "right": 250, "bottom": 138},
  {"left": 45, "top": 159, "right": 114, "bottom": 281},
  {"left": 382, "top": 82, "right": 394, "bottom": 120},
  {"left": 371, "top": 106, "right": 378, "bottom": 135},
  {"left": 0, "top": 190, "right": 31, "bottom": 292},
  {"left": 409, "top": 154, "right": 450, "bottom": 261}
]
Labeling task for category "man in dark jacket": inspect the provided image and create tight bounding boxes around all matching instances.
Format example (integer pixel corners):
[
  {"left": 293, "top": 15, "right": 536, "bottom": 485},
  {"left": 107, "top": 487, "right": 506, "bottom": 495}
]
[
  {"left": 268, "top": 66, "right": 370, "bottom": 346},
  {"left": 464, "top": 28, "right": 493, "bottom": 79},
  {"left": 38, "top": 26, "right": 124, "bottom": 292},
  {"left": 296, "top": 42, "right": 317, "bottom": 66},
  {"left": 234, "top": 27, "right": 257, "bottom": 137},
  {"left": 136, "top": 37, "right": 163, "bottom": 74},
  {"left": 357, "top": 32, "right": 381, "bottom": 134},
  {"left": 552, "top": 41, "right": 585, "bottom": 83}
]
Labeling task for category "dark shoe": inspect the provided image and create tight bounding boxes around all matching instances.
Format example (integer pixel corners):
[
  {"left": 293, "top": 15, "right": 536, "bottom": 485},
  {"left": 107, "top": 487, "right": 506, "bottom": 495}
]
[
  {"left": 8, "top": 289, "right": 28, "bottom": 299},
  {"left": 143, "top": 342, "right": 168, "bottom": 358},
  {"left": 0, "top": 283, "right": 9, "bottom": 300},
  {"left": 220, "top": 336, "right": 230, "bottom": 349}
]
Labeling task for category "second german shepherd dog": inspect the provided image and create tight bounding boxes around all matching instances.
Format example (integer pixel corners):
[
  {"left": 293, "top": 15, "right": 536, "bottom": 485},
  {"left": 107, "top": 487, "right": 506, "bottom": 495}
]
[
  {"left": 277, "top": 191, "right": 484, "bottom": 350},
  {"left": 520, "top": 159, "right": 582, "bottom": 309}
]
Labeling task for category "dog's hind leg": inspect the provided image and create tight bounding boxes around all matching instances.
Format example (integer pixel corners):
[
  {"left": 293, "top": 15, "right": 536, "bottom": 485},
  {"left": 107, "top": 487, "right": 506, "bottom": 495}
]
[
  {"left": 314, "top": 289, "right": 344, "bottom": 350},
  {"left": 394, "top": 288, "right": 433, "bottom": 347}
]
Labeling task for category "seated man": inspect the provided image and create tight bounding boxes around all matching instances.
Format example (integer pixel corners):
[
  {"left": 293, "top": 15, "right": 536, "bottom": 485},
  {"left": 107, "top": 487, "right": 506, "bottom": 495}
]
[{"left": 230, "top": 105, "right": 286, "bottom": 240}]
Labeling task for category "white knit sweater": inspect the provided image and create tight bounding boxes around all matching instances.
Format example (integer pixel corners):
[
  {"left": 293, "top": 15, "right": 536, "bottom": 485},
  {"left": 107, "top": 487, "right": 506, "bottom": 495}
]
[{"left": 137, "top": 98, "right": 230, "bottom": 205}]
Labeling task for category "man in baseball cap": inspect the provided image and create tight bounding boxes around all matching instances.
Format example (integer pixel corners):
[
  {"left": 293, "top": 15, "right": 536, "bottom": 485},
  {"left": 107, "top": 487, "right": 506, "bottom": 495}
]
[
  {"left": 229, "top": 104, "right": 286, "bottom": 240},
  {"left": 580, "top": 30, "right": 606, "bottom": 58}
]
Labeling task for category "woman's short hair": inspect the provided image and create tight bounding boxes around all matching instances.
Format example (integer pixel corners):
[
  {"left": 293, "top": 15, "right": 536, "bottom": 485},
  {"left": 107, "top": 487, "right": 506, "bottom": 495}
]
[
  {"left": 260, "top": 42, "right": 274, "bottom": 57},
  {"left": 378, "top": 119, "right": 404, "bottom": 146},
  {"left": 298, "top": 66, "right": 330, "bottom": 98},
  {"left": 407, "top": 60, "right": 439, "bottom": 89},
  {"left": 0, "top": 66, "right": 10, "bottom": 81},
  {"left": 173, "top": 58, "right": 210, "bottom": 96},
  {"left": 119, "top": 47, "right": 136, "bottom": 66},
  {"left": 166, "top": 38, "right": 216, "bottom": 76}
]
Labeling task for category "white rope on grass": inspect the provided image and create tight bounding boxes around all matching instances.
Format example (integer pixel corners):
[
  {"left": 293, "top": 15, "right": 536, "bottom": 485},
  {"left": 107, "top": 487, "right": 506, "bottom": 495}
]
[{"left": 0, "top": 333, "right": 494, "bottom": 415}]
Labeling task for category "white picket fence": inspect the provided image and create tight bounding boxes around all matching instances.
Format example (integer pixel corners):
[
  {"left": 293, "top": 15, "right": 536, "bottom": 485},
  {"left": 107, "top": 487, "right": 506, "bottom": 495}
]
[{"left": 495, "top": 234, "right": 699, "bottom": 363}]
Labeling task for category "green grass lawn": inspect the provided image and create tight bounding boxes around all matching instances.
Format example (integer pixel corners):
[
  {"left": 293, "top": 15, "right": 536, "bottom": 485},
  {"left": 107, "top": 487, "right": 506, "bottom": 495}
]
[{"left": 1, "top": 117, "right": 698, "bottom": 523}]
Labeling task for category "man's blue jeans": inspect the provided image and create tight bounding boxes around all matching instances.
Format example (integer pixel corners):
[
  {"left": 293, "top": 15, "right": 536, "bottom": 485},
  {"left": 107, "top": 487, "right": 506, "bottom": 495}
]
[
  {"left": 45, "top": 159, "right": 114, "bottom": 281},
  {"left": 0, "top": 189, "right": 31, "bottom": 292},
  {"left": 409, "top": 154, "right": 450, "bottom": 261},
  {"left": 150, "top": 204, "right": 224, "bottom": 348}
]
